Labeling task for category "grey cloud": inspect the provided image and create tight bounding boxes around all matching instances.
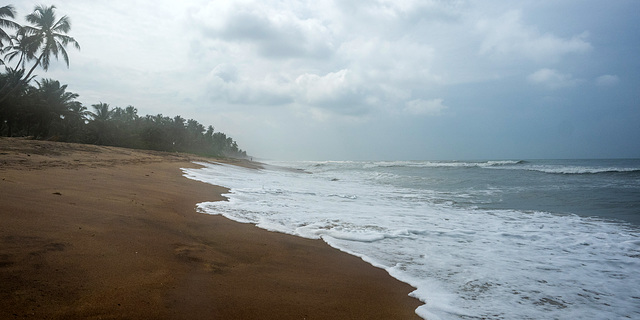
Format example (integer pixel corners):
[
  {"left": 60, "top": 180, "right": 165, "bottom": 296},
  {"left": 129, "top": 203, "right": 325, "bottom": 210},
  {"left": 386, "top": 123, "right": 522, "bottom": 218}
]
[{"left": 218, "top": 11, "right": 275, "bottom": 41}]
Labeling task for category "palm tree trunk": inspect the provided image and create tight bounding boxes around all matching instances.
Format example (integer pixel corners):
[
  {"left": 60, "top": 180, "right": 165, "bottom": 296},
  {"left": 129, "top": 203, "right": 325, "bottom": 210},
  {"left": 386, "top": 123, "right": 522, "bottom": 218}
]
[{"left": 22, "top": 53, "right": 43, "bottom": 83}]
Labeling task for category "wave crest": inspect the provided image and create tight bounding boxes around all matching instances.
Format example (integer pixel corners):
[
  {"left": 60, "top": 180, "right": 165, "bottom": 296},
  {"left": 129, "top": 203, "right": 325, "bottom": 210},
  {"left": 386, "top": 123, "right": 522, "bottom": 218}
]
[{"left": 522, "top": 166, "right": 640, "bottom": 175}]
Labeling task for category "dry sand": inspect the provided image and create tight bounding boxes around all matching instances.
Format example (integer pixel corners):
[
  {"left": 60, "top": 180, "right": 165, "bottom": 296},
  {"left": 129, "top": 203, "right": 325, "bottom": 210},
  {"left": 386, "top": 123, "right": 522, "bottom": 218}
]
[{"left": 0, "top": 137, "right": 421, "bottom": 319}]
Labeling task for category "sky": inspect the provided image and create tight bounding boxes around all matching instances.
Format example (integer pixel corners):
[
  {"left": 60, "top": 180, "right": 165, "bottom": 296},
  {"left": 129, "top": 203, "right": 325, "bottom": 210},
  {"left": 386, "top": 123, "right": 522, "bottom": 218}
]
[{"left": 10, "top": 0, "right": 640, "bottom": 160}]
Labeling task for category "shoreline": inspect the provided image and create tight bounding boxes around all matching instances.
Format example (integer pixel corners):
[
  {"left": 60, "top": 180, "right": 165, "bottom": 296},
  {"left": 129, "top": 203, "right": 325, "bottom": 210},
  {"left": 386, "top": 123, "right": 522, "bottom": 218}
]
[{"left": 0, "top": 138, "right": 421, "bottom": 319}]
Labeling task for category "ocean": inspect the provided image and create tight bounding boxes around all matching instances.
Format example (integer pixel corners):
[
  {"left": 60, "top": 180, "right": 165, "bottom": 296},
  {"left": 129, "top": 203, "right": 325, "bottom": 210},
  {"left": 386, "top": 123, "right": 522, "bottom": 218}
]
[{"left": 182, "top": 159, "right": 640, "bottom": 320}]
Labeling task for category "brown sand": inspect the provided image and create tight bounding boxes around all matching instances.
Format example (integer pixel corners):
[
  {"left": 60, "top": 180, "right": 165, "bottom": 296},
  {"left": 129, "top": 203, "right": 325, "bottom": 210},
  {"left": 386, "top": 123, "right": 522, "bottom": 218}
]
[{"left": 0, "top": 137, "right": 421, "bottom": 319}]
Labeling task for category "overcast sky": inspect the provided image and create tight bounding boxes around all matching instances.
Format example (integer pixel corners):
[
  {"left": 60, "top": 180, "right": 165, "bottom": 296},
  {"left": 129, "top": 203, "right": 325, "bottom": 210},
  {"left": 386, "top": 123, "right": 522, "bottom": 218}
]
[{"left": 11, "top": 0, "right": 640, "bottom": 160}]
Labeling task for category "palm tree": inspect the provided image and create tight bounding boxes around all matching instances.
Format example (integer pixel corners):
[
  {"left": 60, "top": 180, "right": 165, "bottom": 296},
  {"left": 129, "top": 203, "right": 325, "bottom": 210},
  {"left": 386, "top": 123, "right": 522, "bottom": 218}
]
[
  {"left": 62, "top": 101, "right": 88, "bottom": 141},
  {"left": 3, "top": 34, "right": 38, "bottom": 70},
  {"left": 20, "top": 5, "right": 81, "bottom": 80},
  {"left": 0, "top": 5, "right": 21, "bottom": 50},
  {"left": 0, "top": 68, "right": 30, "bottom": 136},
  {"left": 30, "top": 78, "right": 80, "bottom": 138},
  {"left": 66, "top": 102, "right": 89, "bottom": 124},
  {"left": 0, "top": 5, "right": 80, "bottom": 103},
  {"left": 113, "top": 105, "right": 139, "bottom": 123},
  {"left": 35, "top": 78, "right": 79, "bottom": 111},
  {"left": 87, "top": 102, "right": 114, "bottom": 145},
  {"left": 89, "top": 102, "right": 112, "bottom": 122}
]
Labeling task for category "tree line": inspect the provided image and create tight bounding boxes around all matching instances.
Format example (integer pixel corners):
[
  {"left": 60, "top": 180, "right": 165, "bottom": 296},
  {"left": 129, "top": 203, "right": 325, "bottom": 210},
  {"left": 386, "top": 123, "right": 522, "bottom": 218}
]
[{"left": 0, "top": 4, "right": 247, "bottom": 158}]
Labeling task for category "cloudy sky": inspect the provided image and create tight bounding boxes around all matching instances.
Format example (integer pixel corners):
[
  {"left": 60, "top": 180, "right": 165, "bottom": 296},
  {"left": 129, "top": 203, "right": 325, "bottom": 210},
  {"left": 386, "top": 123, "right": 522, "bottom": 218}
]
[{"left": 11, "top": 0, "right": 640, "bottom": 160}]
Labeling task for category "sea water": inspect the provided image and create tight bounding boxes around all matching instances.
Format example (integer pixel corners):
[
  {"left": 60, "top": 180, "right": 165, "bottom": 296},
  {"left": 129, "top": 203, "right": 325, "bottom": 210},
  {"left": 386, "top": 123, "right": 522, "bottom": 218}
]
[{"left": 182, "top": 159, "right": 640, "bottom": 319}]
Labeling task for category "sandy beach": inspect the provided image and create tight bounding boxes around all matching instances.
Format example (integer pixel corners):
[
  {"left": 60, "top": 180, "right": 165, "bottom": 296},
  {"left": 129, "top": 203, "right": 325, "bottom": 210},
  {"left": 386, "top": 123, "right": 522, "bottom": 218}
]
[{"left": 0, "top": 137, "right": 421, "bottom": 319}]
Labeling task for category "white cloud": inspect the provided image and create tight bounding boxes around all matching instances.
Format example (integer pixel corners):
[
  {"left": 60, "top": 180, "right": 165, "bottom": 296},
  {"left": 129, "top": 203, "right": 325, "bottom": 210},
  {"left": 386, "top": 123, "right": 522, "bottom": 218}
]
[
  {"left": 295, "top": 69, "right": 355, "bottom": 104},
  {"left": 192, "top": 1, "right": 334, "bottom": 60},
  {"left": 211, "top": 64, "right": 239, "bottom": 83},
  {"left": 403, "top": 98, "right": 448, "bottom": 116},
  {"left": 477, "top": 10, "right": 591, "bottom": 63},
  {"left": 595, "top": 74, "right": 620, "bottom": 87},
  {"left": 205, "top": 70, "right": 294, "bottom": 106},
  {"left": 527, "top": 68, "right": 581, "bottom": 89},
  {"left": 338, "top": 37, "right": 438, "bottom": 84}
]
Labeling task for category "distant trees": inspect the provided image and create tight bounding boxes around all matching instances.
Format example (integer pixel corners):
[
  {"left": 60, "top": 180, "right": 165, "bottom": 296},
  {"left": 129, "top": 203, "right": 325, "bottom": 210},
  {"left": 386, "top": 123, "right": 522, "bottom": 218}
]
[
  {"left": 0, "top": 4, "right": 247, "bottom": 158},
  {"left": 0, "top": 74, "right": 248, "bottom": 157},
  {"left": 82, "top": 103, "right": 247, "bottom": 157}
]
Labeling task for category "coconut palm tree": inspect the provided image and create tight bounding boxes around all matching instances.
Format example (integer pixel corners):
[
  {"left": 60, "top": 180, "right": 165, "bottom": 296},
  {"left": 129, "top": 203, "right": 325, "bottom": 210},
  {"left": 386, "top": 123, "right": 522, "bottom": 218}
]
[
  {"left": 35, "top": 78, "right": 80, "bottom": 117},
  {"left": 3, "top": 34, "right": 38, "bottom": 70},
  {"left": 0, "top": 68, "right": 30, "bottom": 136},
  {"left": 20, "top": 5, "right": 80, "bottom": 80},
  {"left": 87, "top": 102, "right": 114, "bottom": 145},
  {"left": 61, "top": 101, "right": 88, "bottom": 141},
  {"left": 89, "top": 102, "right": 112, "bottom": 122},
  {"left": 0, "top": 5, "right": 80, "bottom": 103},
  {"left": 0, "top": 5, "right": 21, "bottom": 50},
  {"left": 29, "top": 78, "right": 80, "bottom": 138}
]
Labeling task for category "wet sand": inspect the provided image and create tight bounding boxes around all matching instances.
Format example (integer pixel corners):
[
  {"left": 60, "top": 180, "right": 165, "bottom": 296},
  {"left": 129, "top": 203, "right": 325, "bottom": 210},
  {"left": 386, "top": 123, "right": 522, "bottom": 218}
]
[{"left": 0, "top": 138, "right": 421, "bottom": 319}]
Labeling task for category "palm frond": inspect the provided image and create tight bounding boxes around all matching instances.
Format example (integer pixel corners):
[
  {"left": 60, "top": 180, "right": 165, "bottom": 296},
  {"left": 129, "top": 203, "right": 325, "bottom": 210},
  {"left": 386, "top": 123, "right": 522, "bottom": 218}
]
[
  {"left": 52, "top": 15, "right": 71, "bottom": 33},
  {"left": 0, "top": 5, "right": 21, "bottom": 47},
  {"left": 0, "top": 18, "right": 21, "bottom": 30},
  {"left": 0, "top": 5, "right": 16, "bottom": 18},
  {"left": 57, "top": 43, "right": 70, "bottom": 67},
  {"left": 55, "top": 33, "right": 80, "bottom": 51},
  {"left": 19, "top": 25, "right": 40, "bottom": 36}
]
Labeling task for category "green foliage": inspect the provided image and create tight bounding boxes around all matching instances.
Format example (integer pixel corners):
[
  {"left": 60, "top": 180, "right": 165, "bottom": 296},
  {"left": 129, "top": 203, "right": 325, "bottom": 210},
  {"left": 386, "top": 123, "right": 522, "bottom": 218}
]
[
  {"left": 0, "top": 5, "right": 21, "bottom": 52},
  {"left": 0, "top": 76, "right": 247, "bottom": 157},
  {"left": 0, "top": 5, "right": 80, "bottom": 104},
  {"left": 0, "top": 4, "right": 247, "bottom": 158}
]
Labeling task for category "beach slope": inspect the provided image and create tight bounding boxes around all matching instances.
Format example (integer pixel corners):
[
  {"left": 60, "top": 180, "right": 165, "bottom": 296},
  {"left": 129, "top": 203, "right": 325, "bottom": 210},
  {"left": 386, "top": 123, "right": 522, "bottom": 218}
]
[{"left": 0, "top": 138, "right": 421, "bottom": 319}]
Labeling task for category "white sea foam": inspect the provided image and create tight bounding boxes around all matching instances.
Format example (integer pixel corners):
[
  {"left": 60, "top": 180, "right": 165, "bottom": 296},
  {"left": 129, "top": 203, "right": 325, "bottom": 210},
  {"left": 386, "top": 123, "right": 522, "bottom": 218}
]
[
  {"left": 520, "top": 165, "right": 640, "bottom": 174},
  {"left": 486, "top": 161, "right": 640, "bottom": 175},
  {"left": 183, "top": 161, "right": 640, "bottom": 319},
  {"left": 362, "top": 160, "right": 523, "bottom": 169}
]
